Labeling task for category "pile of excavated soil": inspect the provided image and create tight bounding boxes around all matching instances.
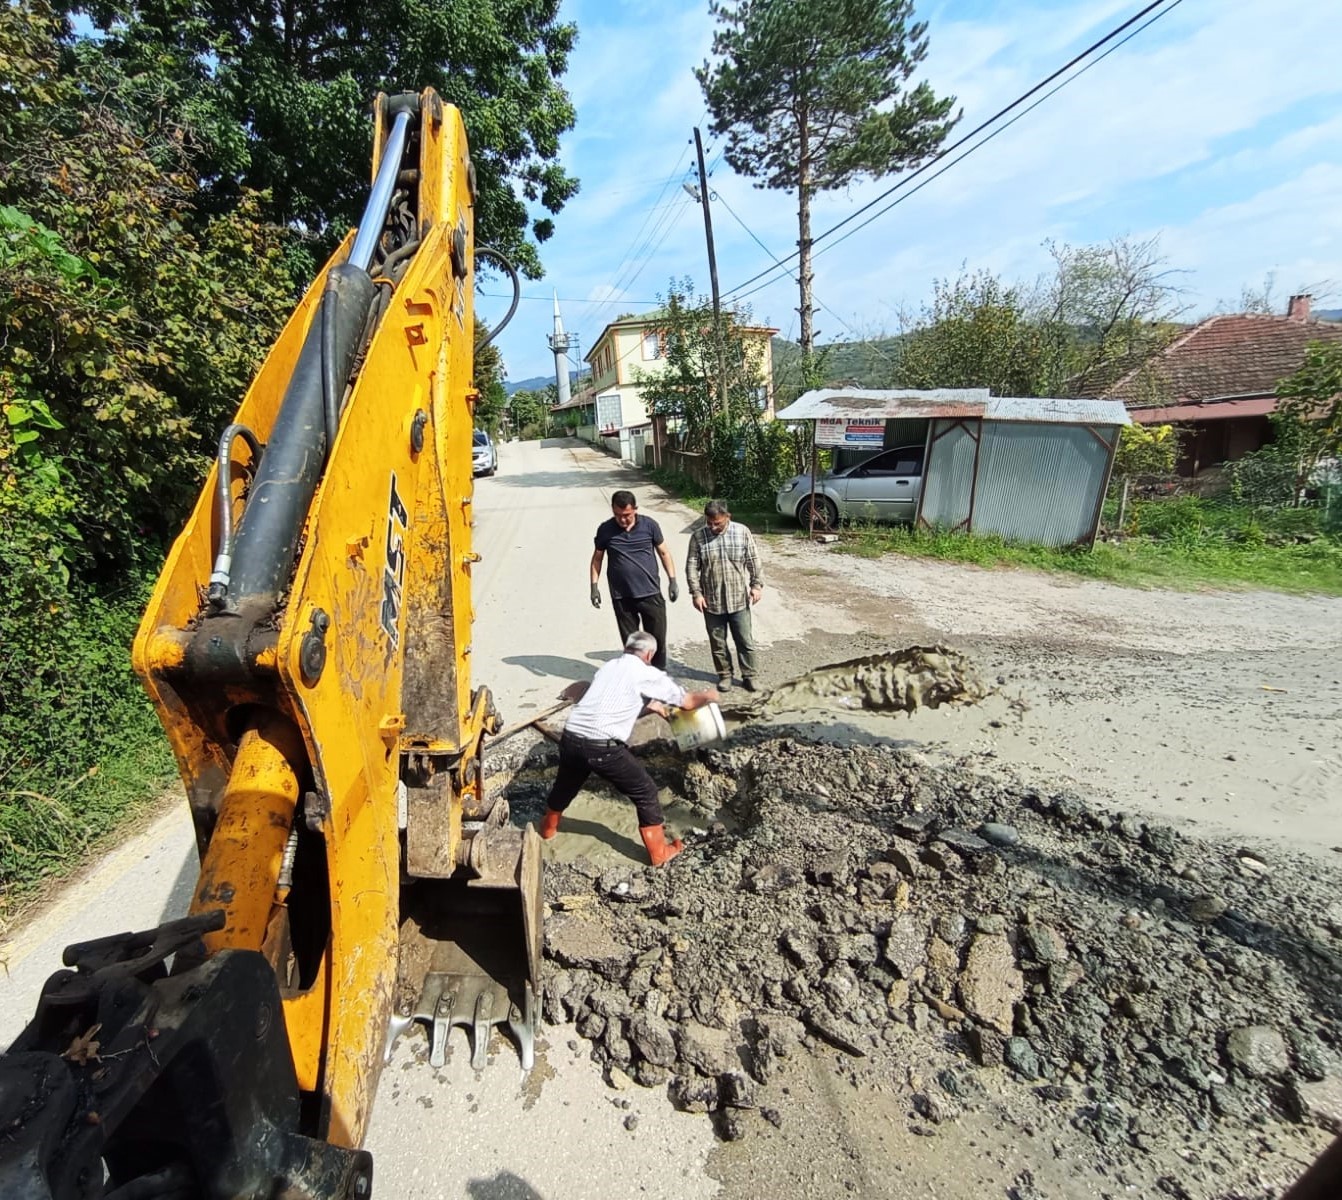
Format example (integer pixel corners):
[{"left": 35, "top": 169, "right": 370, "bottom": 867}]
[{"left": 524, "top": 731, "right": 1342, "bottom": 1198}]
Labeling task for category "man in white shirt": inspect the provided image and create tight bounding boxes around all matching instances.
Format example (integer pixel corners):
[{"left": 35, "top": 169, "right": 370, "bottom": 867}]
[{"left": 539, "top": 631, "right": 720, "bottom": 866}]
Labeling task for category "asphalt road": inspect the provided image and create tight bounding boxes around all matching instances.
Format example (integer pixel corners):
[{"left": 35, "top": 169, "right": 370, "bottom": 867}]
[
  {"left": 7, "top": 438, "right": 1340, "bottom": 1199},
  {"left": 0, "top": 437, "right": 727, "bottom": 1199}
]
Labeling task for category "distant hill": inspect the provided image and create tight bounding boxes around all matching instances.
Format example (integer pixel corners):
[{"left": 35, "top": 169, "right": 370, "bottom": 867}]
[
  {"left": 771, "top": 335, "right": 905, "bottom": 390},
  {"left": 1318, "top": 309, "right": 1342, "bottom": 323},
  {"left": 505, "top": 370, "right": 589, "bottom": 396}
]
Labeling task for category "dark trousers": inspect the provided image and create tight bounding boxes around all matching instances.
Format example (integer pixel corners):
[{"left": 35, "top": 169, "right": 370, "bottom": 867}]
[
  {"left": 613, "top": 592, "right": 667, "bottom": 669},
  {"left": 544, "top": 731, "right": 665, "bottom": 828},
  {"left": 705, "top": 607, "right": 756, "bottom": 681}
]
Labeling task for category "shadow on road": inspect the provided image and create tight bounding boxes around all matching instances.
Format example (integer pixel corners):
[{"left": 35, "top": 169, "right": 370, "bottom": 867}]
[
  {"left": 554, "top": 817, "right": 643, "bottom": 863},
  {"left": 466, "top": 1171, "right": 546, "bottom": 1200},
  {"left": 502, "top": 654, "right": 598, "bottom": 683},
  {"left": 488, "top": 469, "right": 595, "bottom": 490}
]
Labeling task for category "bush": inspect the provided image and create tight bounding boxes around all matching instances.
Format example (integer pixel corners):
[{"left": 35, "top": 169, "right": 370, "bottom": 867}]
[
  {"left": 0, "top": 471, "right": 171, "bottom": 910},
  {"left": 1227, "top": 445, "right": 1298, "bottom": 508},
  {"left": 708, "top": 416, "right": 793, "bottom": 508}
]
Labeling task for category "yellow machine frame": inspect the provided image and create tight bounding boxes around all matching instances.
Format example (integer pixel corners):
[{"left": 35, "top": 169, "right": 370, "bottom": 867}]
[{"left": 132, "top": 90, "right": 508, "bottom": 1147}]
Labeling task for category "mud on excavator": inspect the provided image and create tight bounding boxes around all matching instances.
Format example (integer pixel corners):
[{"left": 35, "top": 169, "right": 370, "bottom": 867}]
[{"left": 0, "top": 90, "right": 540, "bottom": 1199}]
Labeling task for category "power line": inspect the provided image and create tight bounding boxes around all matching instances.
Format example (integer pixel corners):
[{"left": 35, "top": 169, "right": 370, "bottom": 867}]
[
  {"left": 479, "top": 292, "right": 663, "bottom": 306},
  {"left": 587, "top": 147, "right": 694, "bottom": 327},
  {"left": 572, "top": 201, "right": 693, "bottom": 360},
  {"left": 805, "top": 0, "right": 1188, "bottom": 267},
  {"left": 585, "top": 112, "right": 710, "bottom": 329},
  {"left": 714, "top": 190, "right": 895, "bottom": 358},
  {"left": 721, "top": 0, "right": 1178, "bottom": 302}
]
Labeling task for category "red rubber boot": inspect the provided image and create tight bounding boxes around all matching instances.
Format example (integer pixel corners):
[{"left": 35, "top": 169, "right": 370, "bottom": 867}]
[{"left": 639, "top": 824, "right": 684, "bottom": 867}]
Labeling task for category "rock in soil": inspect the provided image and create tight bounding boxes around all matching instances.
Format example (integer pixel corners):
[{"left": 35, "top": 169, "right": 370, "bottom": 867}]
[{"left": 532, "top": 727, "right": 1342, "bottom": 1192}]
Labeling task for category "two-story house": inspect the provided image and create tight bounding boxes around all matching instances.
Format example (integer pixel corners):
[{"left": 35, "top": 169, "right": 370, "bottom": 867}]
[{"left": 581, "top": 311, "right": 778, "bottom": 461}]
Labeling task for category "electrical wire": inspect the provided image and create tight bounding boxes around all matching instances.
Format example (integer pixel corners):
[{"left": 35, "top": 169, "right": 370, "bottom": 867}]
[
  {"left": 801, "top": 0, "right": 1188, "bottom": 269},
  {"left": 714, "top": 191, "right": 894, "bottom": 358},
  {"left": 586, "top": 148, "right": 694, "bottom": 326},
  {"left": 479, "top": 292, "right": 664, "bottom": 306},
  {"left": 721, "top": 0, "right": 1179, "bottom": 301}
]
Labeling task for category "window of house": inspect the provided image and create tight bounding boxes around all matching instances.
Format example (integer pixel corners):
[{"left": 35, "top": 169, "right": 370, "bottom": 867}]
[{"left": 642, "top": 331, "right": 661, "bottom": 360}]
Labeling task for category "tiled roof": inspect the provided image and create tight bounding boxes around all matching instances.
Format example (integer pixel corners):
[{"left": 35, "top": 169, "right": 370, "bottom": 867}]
[{"left": 1103, "top": 314, "right": 1342, "bottom": 407}]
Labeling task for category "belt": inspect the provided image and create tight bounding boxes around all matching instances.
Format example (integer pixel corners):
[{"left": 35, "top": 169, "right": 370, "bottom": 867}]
[{"left": 566, "top": 732, "right": 625, "bottom": 748}]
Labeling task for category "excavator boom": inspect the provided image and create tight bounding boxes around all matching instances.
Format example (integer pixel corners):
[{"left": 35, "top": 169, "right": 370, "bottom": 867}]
[{"left": 0, "top": 90, "right": 538, "bottom": 1199}]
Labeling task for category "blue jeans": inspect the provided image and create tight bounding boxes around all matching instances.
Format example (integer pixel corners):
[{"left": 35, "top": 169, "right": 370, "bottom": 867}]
[{"left": 704, "top": 608, "right": 756, "bottom": 681}]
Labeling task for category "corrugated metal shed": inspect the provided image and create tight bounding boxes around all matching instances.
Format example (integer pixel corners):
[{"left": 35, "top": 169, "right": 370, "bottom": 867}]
[
  {"left": 918, "top": 420, "right": 979, "bottom": 531},
  {"left": 775, "top": 388, "right": 989, "bottom": 421},
  {"left": 777, "top": 387, "right": 1130, "bottom": 547},
  {"left": 970, "top": 421, "right": 1120, "bottom": 546}
]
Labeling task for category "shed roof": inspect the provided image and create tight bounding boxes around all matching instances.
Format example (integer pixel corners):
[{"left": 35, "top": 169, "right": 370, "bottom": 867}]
[
  {"left": 775, "top": 389, "right": 1129, "bottom": 427},
  {"left": 987, "top": 396, "right": 1131, "bottom": 427},
  {"left": 775, "top": 388, "right": 989, "bottom": 421},
  {"left": 550, "top": 394, "right": 595, "bottom": 412}
]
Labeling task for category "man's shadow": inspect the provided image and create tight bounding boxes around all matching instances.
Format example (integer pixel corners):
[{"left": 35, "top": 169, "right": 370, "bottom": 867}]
[
  {"left": 502, "top": 654, "right": 596, "bottom": 682},
  {"left": 555, "top": 816, "right": 644, "bottom": 861}
]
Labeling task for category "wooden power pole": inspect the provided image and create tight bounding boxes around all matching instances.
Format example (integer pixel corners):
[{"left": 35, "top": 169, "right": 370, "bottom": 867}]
[{"left": 692, "top": 127, "right": 728, "bottom": 419}]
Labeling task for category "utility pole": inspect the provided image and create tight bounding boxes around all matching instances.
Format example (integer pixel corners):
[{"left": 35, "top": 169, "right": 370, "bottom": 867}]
[{"left": 691, "top": 127, "right": 728, "bottom": 420}]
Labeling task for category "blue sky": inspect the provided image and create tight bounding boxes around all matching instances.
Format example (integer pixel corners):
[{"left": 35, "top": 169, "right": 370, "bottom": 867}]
[{"left": 484, "top": 0, "right": 1342, "bottom": 385}]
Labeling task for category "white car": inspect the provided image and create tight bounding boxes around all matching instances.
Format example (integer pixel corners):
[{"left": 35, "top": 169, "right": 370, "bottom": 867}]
[
  {"left": 776, "top": 444, "right": 925, "bottom": 528},
  {"left": 472, "top": 429, "right": 498, "bottom": 476}
]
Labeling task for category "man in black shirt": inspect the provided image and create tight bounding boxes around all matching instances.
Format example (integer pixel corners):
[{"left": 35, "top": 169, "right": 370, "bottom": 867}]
[{"left": 590, "top": 490, "right": 679, "bottom": 670}]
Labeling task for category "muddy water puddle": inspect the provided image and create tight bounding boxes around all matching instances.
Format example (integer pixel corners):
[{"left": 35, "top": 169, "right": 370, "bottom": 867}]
[
  {"left": 738, "top": 644, "right": 987, "bottom": 722},
  {"left": 479, "top": 646, "right": 988, "bottom": 872}
]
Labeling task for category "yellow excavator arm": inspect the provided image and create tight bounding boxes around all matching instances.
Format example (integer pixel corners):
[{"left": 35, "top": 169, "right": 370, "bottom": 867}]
[{"left": 0, "top": 90, "right": 538, "bottom": 1200}]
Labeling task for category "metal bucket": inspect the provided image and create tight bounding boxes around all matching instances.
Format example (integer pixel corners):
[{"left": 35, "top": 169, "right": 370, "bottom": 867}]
[{"left": 667, "top": 703, "right": 727, "bottom": 752}]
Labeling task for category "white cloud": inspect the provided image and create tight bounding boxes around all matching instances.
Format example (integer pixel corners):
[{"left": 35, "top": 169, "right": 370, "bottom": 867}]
[{"left": 494, "top": 0, "right": 1342, "bottom": 380}]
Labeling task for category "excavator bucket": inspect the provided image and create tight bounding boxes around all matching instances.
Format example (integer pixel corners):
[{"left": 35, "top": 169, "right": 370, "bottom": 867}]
[{"left": 392, "top": 824, "right": 543, "bottom": 1070}]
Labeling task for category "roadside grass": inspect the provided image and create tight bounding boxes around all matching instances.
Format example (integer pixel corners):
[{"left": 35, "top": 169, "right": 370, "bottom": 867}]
[
  {"left": 837, "top": 497, "right": 1342, "bottom": 595},
  {"left": 0, "top": 738, "right": 176, "bottom": 932},
  {"left": 644, "top": 467, "right": 784, "bottom": 535}
]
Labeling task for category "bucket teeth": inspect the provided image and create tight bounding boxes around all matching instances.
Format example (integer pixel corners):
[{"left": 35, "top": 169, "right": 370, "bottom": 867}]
[
  {"left": 391, "top": 972, "right": 534, "bottom": 1071},
  {"left": 430, "top": 988, "right": 458, "bottom": 1069},
  {"left": 471, "top": 991, "right": 493, "bottom": 1070}
]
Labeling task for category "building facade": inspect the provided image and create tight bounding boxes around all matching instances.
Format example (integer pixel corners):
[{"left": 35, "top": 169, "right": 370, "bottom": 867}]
[{"left": 580, "top": 312, "right": 779, "bottom": 460}]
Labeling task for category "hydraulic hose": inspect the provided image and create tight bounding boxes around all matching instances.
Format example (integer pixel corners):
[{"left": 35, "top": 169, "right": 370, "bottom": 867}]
[
  {"left": 475, "top": 246, "right": 520, "bottom": 351},
  {"left": 207, "top": 424, "right": 262, "bottom": 610}
]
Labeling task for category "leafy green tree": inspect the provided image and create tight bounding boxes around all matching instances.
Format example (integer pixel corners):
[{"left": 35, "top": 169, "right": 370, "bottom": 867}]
[
  {"left": 697, "top": 0, "right": 957, "bottom": 358},
  {"left": 894, "top": 271, "right": 1067, "bottom": 396},
  {"left": 1, "top": 0, "right": 296, "bottom": 569},
  {"left": 891, "top": 239, "right": 1186, "bottom": 399},
  {"left": 1043, "top": 237, "right": 1187, "bottom": 396},
  {"left": 472, "top": 318, "right": 508, "bottom": 434},
  {"left": 508, "top": 388, "right": 549, "bottom": 439},
  {"left": 65, "top": 0, "right": 580, "bottom": 278},
  {"left": 634, "top": 280, "right": 788, "bottom": 501},
  {"left": 1272, "top": 340, "right": 1342, "bottom": 506}
]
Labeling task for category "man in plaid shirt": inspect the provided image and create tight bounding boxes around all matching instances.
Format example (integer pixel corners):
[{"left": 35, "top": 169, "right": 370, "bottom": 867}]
[{"left": 686, "top": 499, "right": 764, "bottom": 691}]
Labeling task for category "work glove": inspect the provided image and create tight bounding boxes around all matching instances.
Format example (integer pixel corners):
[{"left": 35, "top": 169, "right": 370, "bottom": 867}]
[
  {"left": 590, "top": 582, "right": 602, "bottom": 609},
  {"left": 668, "top": 577, "right": 680, "bottom": 602}
]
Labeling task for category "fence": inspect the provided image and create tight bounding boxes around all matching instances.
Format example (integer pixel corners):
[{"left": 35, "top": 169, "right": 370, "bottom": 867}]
[{"left": 663, "top": 449, "right": 714, "bottom": 491}]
